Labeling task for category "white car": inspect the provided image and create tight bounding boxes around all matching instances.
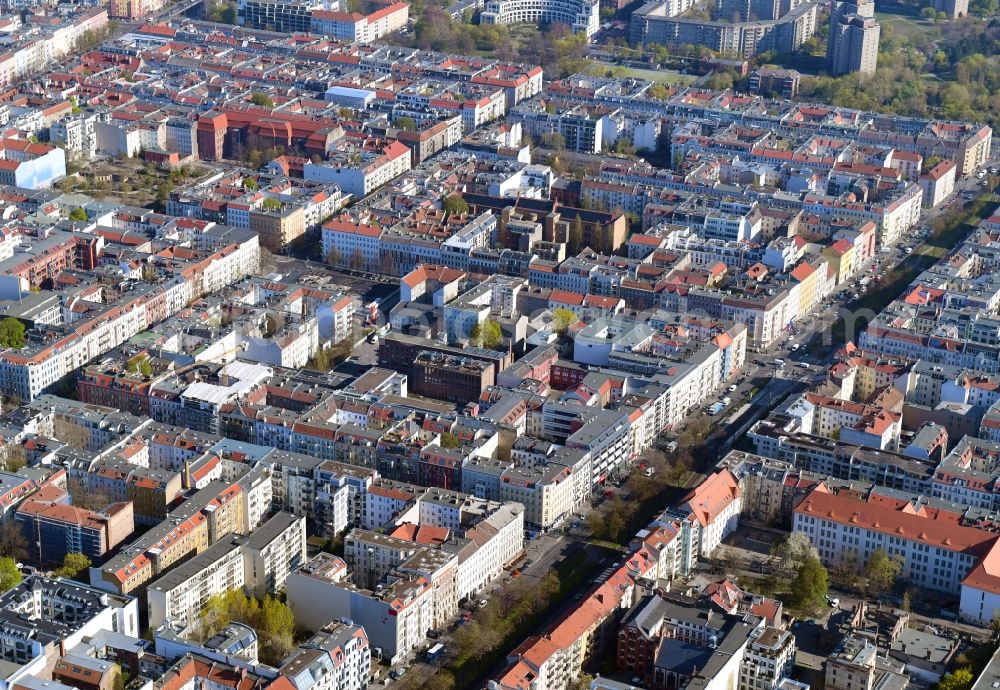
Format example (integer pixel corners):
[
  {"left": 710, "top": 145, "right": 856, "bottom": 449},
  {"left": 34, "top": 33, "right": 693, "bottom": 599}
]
[{"left": 727, "top": 384, "right": 738, "bottom": 392}]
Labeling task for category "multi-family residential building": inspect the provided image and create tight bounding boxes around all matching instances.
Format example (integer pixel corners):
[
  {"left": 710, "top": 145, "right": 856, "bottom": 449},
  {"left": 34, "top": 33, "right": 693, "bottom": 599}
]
[
  {"left": 305, "top": 139, "right": 411, "bottom": 198},
  {"left": 793, "top": 485, "right": 1000, "bottom": 623},
  {"left": 919, "top": 160, "right": 958, "bottom": 208},
  {"left": 481, "top": 0, "right": 600, "bottom": 36},
  {"left": 827, "top": 0, "right": 880, "bottom": 76},
  {"left": 310, "top": 2, "right": 409, "bottom": 42},
  {"left": 146, "top": 512, "right": 305, "bottom": 627},
  {"left": 286, "top": 553, "right": 435, "bottom": 665}
]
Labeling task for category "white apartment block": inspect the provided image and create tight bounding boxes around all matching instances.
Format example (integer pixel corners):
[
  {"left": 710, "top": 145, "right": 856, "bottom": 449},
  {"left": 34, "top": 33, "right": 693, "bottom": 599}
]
[
  {"left": 322, "top": 217, "right": 382, "bottom": 269},
  {"left": 674, "top": 468, "right": 743, "bottom": 559},
  {"left": 49, "top": 114, "right": 98, "bottom": 159},
  {"left": 242, "top": 512, "right": 307, "bottom": 597},
  {"left": 481, "top": 0, "right": 599, "bottom": 37},
  {"left": 146, "top": 512, "right": 305, "bottom": 627},
  {"left": 740, "top": 628, "right": 797, "bottom": 690},
  {"left": 454, "top": 503, "right": 524, "bottom": 601},
  {"left": 310, "top": 2, "right": 409, "bottom": 43},
  {"left": 498, "top": 464, "right": 574, "bottom": 528},
  {"left": 919, "top": 160, "right": 957, "bottom": 208},
  {"left": 792, "top": 487, "right": 1000, "bottom": 624},
  {"left": 147, "top": 537, "right": 245, "bottom": 627},
  {"left": 286, "top": 553, "right": 434, "bottom": 665},
  {"left": 305, "top": 140, "right": 411, "bottom": 198},
  {"left": 280, "top": 622, "right": 372, "bottom": 690}
]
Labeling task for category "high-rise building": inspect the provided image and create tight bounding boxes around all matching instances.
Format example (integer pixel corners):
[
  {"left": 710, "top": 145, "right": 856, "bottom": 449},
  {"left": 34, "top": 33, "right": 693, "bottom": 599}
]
[
  {"left": 930, "top": 0, "right": 968, "bottom": 18},
  {"left": 827, "top": 0, "right": 880, "bottom": 76}
]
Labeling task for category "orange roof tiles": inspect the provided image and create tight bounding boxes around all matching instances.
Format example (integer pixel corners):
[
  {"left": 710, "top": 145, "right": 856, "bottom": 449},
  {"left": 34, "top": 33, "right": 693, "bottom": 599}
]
[{"left": 682, "top": 469, "right": 741, "bottom": 527}]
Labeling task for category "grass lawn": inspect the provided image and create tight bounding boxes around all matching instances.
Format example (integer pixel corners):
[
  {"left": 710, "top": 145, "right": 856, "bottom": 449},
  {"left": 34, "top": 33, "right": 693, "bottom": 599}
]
[
  {"left": 619, "top": 66, "right": 699, "bottom": 85},
  {"left": 874, "top": 10, "right": 942, "bottom": 43},
  {"left": 583, "top": 60, "right": 698, "bottom": 84}
]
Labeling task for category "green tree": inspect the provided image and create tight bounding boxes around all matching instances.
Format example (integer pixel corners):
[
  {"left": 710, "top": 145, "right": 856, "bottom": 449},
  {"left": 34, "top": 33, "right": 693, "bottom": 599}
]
[
  {"left": 864, "top": 548, "right": 902, "bottom": 596},
  {"left": 0, "top": 523, "right": 26, "bottom": 561},
  {"left": 0, "top": 318, "right": 26, "bottom": 350},
  {"left": 396, "top": 116, "right": 417, "bottom": 131},
  {"left": 831, "top": 550, "right": 862, "bottom": 590},
  {"left": 541, "top": 132, "right": 566, "bottom": 150},
  {"left": 938, "top": 669, "right": 974, "bottom": 690},
  {"left": 55, "top": 552, "right": 91, "bottom": 580},
  {"left": 249, "top": 92, "right": 274, "bottom": 108},
  {"left": 707, "top": 70, "right": 734, "bottom": 91},
  {"left": 242, "top": 176, "right": 258, "bottom": 190},
  {"left": 201, "top": 590, "right": 295, "bottom": 665},
  {"left": 0, "top": 557, "right": 19, "bottom": 592},
  {"left": 442, "top": 195, "right": 469, "bottom": 215},
  {"left": 139, "top": 358, "right": 153, "bottom": 378},
  {"left": 469, "top": 320, "right": 502, "bottom": 349},
  {"left": 439, "top": 432, "right": 461, "bottom": 449},
  {"left": 262, "top": 198, "right": 282, "bottom": 212},
  {"left": 0, "top": 443, "right": 26, "bottom": 473},
  {"left": 648, "top": 83, "right": 669, "bottom": 100},
  {"left": 770, "top": 532, "right": 818, "bottom": 575},
  {"left": 570, "top": 214, "right": 584, "bottom": 250},
  {"left": 69, "top": 207, "right": 88, "bottom": 221},
  {"left": 552, "top": 307, "right": 578, "bottom": 336},
  {"left": 788, "top": 555, "right": 828, "bottom": 612},
  {"left": 613, "top": 137, "right": 636, "bottom": 156}
]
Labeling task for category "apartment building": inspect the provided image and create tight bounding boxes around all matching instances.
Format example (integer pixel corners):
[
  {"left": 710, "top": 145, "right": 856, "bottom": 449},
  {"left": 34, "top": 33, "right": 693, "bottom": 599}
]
[
  {"left": 242, "top": 511, "right": 307, "bottom": 597},
  {"left": 310, "top": 2, "right": 409, "bottom": 43},
  {"left": 793, "top": 485, "right": 1000, "bottom": 623},
  {"left": 631, "top": 0, "right": 818, "bottom": 58},
  {"left": 617, "top": 591, "right": 766, "bottom": 690},
  {"left": 321, "top": 216, "right": 383, "bottom": 270},
  {"left": 146, "top": 512, "right": 305, "bottom": 627},
  {"left": 238, "top": 0, "right": 317, "bottom": 32},
  {"left": 146, "top": 535, "right": 245, "bottom": 628},
  {"left": 740, "top": 627, "right": 797, "bottom": 690},
  {"left": 827, "top": 0, "right": 879, "bottom": 75},
  {"left": 670, "top": 468, "right": 742, "bottom": 567},
  {"left": 0, "top": 576, "right": 137, "bottom": 681},
  {"left": 16, "top": 490, "right": 134, "bottom": 567},
  {"left": 305, "top": 139, "right": 411, "bottom": 198},
  {"left": 919, "top": 160, "right": 957, "bottom": 208},
  {"left": 278, "top": 622, "right": 372, "bottom": 690},
  {"left": 481, "top": 0, "right": 599, "bottom": 36},
  {"left": 498, "top": 464, "right": 574, "bottom": 528},
  {"left": 286, "top": 553, "right": 435, "bottom": 664}
]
